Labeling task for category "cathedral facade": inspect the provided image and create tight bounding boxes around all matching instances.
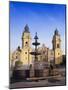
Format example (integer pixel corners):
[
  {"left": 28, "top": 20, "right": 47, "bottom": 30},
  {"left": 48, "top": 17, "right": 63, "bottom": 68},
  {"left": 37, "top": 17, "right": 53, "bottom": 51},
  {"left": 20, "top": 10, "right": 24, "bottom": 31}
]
[
  {"left": 38, "top": 29, "right": 63, "bottom": 65},
  {"left": 10, "top": 25, "right": 63, "bottom": 67}
]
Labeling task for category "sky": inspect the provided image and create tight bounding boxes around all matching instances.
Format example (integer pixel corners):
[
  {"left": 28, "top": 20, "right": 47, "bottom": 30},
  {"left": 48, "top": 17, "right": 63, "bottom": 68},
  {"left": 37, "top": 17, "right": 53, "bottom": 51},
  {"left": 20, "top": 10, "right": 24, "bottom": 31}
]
[{"left": 10, "top": 1, "right": 66, "bottom": 54}]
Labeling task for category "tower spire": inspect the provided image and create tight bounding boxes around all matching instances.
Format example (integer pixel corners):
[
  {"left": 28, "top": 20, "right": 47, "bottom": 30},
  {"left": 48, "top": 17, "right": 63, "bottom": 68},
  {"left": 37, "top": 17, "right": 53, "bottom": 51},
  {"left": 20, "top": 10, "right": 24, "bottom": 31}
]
[
  {"left": 22, "top": 24, "right": 31, "bottom": 48},
  {"left": 52, "top": 29, "right": 62, "bottom": 64},
  {"left": 24, "top": 24, "right": 30, "bottom": 33},
  {"left": 54, "top": 28, "right": 59, "bottom": 35}
]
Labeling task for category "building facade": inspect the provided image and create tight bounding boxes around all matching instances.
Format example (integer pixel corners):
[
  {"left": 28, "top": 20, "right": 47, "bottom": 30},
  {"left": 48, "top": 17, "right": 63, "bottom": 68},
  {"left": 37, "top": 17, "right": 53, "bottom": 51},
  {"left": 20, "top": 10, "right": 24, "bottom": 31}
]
[
  {"left": 52, "top": 29, "right": 63, "bottom": 64},
  {"left": 20, "top": 25, "right": 32, "bottom": 65},
  {"left": 10, "top": 25, "right": 63, "bottom": 67}
]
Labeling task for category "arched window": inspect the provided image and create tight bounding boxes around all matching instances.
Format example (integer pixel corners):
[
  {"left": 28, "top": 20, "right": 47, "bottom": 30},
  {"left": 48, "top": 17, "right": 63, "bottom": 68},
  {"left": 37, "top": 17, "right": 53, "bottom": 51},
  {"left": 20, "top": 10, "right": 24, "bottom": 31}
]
[
  {"left": 25, "top": 52, "right": 27, "bottom": 54},
  {"left": 25, "top": 41, "right": 28, "bottom": 46},
  {"left": 57, "top": 44, "right": 60, "bottom": 48},
  {"left": 58, "top": 53, "right": 60, "bottom": 55},
  {"left": 26, "top": 42, "right": 28, "bottom": 44}
]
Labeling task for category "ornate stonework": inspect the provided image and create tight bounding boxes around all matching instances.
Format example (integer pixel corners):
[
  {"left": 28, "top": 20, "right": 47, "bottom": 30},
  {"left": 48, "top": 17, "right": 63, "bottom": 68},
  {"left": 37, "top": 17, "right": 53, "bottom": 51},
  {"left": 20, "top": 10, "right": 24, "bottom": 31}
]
[{"left": 10, "top": 26, "right": 63, "bottom": 67}]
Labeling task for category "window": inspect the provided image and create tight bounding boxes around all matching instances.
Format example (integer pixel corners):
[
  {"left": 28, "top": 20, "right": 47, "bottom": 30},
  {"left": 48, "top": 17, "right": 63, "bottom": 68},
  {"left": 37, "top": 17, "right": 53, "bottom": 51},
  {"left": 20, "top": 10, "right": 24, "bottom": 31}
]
[
  {"left": 25, "top": 41, "right": 28, "bottom": 46},
  {"left": 25, "top": 52, "right": 27, "bottom": 54},
  {"left": 58, "top": 53, "right": 60, "bottom": 55},
  {"left": 26, "top": 42, "right": 28, "bottom": 44},
  {"left": 16, "top": 56, "right": 17, "bottom": 59},
  {"left": 57, "top": 44, "right": 60, "bottom": 48}
]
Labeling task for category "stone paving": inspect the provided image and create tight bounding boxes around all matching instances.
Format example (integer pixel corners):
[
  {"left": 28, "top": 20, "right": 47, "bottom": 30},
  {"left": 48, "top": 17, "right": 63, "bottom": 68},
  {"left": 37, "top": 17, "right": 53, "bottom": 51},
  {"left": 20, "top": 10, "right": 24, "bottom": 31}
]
[
  {"left": 10, "top": 76, "right": 65, "bottom": 89},
  {"left": 10, "top": 67, "right": 66, "bottom": 89}
]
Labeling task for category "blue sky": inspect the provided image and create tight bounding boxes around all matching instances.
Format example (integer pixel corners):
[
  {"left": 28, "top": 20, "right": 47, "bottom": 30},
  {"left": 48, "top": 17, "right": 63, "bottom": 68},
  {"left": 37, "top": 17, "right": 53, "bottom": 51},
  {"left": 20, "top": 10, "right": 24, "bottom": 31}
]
[{"left": 10, "top": 1, "right": 66, "bottom": 54}]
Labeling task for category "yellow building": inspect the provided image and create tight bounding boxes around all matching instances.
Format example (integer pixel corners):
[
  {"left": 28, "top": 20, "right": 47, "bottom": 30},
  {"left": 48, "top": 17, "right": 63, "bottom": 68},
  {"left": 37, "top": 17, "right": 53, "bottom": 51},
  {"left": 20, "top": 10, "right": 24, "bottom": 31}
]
[
  {"left": 11, "top": 27, "right": 63, "bottom": 67},
  {"left": 20, "top": 24, "right": 32, "bottom": 65},
  {"left": 38, "top": 29, "right": 63, "bottom": 65},
  {"left": 10, "top": 46, "right": 21, "bottom": 67},
  {"left": 52, "top": 29, "right": 62, "bottom": 64},
  {"left": 11, "top": 25, "right": 32, "bottom": 66},
  {"left": 38, "top": 44, "right": 48, "bottom": 62}
]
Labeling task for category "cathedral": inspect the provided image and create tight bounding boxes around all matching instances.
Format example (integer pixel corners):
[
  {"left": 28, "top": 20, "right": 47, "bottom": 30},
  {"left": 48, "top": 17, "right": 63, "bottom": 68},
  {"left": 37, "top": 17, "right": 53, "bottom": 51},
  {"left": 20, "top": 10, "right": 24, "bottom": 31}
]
[{"left": 10, "top": 24, "right": 63, "bottom": 68}]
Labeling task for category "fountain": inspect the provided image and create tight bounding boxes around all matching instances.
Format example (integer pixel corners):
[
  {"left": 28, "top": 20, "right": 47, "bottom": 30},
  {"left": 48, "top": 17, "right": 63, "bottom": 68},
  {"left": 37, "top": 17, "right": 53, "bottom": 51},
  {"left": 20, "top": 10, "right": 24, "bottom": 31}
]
[{"left": 30, "top": 32, "right": 42, "bottom": 77}]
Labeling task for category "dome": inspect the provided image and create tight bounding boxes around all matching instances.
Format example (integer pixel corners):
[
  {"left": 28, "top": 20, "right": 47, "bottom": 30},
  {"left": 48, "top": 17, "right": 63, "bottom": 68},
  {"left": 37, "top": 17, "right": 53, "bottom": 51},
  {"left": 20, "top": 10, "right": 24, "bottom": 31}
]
[
  {"left": 23, "top": 24, "right": 30, "bottom": 33},
  {"left": 54, "top": 28, "right": 59, "bottom": 35}
]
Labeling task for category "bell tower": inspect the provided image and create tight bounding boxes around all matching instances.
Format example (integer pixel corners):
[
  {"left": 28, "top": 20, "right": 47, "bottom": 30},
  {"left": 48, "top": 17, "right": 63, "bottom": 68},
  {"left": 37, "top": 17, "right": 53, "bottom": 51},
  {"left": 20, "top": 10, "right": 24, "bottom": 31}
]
[
  {"left": 52, "top": 29, "right": 62, "bottom": 64},
  {"left": 22, "top": 24, "right": 31, "bottom": 48},
  {"left": 21, "top": 24, "right": 32, "bottom": 65}
]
